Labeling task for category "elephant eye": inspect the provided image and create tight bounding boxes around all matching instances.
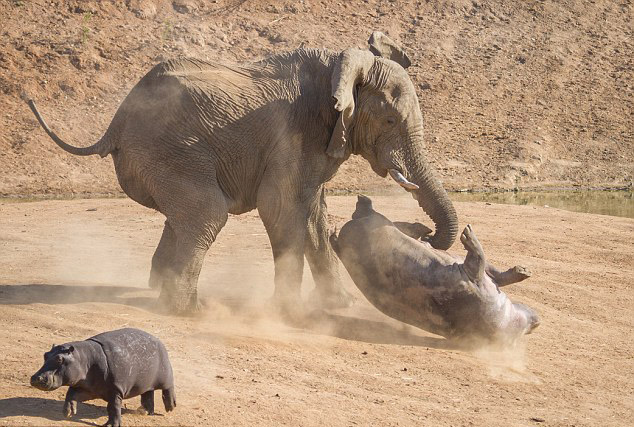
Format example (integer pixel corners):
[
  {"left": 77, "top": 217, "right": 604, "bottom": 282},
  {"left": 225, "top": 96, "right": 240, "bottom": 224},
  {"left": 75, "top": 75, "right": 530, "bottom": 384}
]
[{"left": 386, "top": 116, "right": 396, "bottom": 125}]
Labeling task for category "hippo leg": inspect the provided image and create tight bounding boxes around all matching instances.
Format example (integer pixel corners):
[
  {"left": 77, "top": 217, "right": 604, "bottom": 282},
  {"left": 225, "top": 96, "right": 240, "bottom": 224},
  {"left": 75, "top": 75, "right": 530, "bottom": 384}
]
[
  {"left": 140, "top": 390, "right": 154, "bottom": 415},
  {"left": 162, "top": 387, "right": 176, "bottom": 412},
  {"left": 393, "top": 221, "right": 433, "bottom": 240},
  {"left": 105, "top": 393, "right": 122, "bottom": 427},
  {"left": 460, "top": 225, "right": 486, "bottom": 282},
  {"left": 63, "top": 387, "right": 96, "bottom": 418},
  {"left": 486, "top": 264, "right": 532, "bottom": 287}
]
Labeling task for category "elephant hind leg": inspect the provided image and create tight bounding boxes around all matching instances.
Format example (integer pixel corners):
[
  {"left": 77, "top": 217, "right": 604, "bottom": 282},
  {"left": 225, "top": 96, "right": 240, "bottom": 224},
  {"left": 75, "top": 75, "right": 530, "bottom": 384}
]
[
  {"left": 155, "top": 184, "right": 228, "bottom": 314},
  {"left": 149, "top": 221, "right": 177, "bottom": 289}
]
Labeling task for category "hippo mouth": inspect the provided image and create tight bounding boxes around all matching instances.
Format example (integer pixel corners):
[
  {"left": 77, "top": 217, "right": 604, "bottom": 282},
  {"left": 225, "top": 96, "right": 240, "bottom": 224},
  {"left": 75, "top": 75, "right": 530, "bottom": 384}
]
[
  {"left": 526, "top": 320, "right": 541, "bottom": 334},
  {"left": 30, "top": 375, "right": 61, "bottom": 391}
]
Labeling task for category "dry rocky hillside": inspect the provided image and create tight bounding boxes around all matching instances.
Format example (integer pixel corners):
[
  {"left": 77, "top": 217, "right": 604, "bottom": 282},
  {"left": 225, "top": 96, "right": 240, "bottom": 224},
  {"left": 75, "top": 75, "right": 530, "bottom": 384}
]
[{"left": 0, "top": 0, "right": 632, "bottom": 196}]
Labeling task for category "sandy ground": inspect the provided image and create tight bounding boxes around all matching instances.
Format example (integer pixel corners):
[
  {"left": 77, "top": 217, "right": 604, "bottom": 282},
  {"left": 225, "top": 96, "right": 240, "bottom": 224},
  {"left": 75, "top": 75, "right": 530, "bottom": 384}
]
[{"left": 0, "top": 195, "right": 632, "bottom": 426}]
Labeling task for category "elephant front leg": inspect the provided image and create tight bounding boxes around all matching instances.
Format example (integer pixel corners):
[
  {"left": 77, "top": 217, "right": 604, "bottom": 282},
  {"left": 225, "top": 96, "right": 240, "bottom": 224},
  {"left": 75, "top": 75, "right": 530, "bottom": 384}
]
[
  {"left": 305, "top": 190, "right": 354, "bottom": 309},
  {"left": 259, "top": 207, "right": 307, "bottom": 317}
]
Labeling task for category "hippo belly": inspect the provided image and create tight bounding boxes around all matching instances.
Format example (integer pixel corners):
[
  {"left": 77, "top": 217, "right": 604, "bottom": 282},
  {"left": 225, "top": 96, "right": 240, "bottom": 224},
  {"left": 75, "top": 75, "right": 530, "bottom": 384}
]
[{"left": 337, "top": 224, "right": 495, "bottom": 338}]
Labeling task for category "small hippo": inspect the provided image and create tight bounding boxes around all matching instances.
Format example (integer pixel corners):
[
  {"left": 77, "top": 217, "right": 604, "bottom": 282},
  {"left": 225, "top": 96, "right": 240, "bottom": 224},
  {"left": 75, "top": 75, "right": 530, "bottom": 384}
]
[
  {"left": 30, "top": 328, "right": 175, "bottom": 427},
  {"left": 330, "top": 196, "right": 540, "bottom": 344}
]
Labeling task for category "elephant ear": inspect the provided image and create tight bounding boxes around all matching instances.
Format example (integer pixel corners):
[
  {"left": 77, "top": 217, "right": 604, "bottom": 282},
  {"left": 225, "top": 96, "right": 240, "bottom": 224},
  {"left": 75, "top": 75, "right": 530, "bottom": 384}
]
[
  {"left": 368, "top": 31, "right": 411, "bottom": 69},
  {"left": 327, "top": 49, "right": 375, "bottom": 159}
]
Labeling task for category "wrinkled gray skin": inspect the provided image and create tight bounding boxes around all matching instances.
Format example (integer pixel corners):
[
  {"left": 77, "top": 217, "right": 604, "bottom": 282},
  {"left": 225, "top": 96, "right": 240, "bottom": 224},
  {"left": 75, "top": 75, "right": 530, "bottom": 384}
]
[
  {"left": 330, "top": 196, "right": 540, "bottom": 343},
  {"left": 30, "top": 328, "right": 175, "bottom": 427},
  {"left": 25, "top": 31, "right": 458, "bottom": 315}
]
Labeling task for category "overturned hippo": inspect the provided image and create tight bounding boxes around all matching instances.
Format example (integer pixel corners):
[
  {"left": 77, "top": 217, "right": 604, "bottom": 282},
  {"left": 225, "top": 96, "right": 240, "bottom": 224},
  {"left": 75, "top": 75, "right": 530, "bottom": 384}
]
[
  {"left": 30, "top": 328, "right": 175, "bottom": 427},
  {"left": 330, "top": 196, "right": 540, "bottom": 343}
]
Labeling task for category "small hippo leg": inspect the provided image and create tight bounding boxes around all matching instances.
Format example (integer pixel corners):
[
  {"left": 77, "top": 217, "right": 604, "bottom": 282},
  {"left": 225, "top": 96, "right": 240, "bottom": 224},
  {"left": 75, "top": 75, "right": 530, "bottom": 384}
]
[
  {"left": 162, "top": 387, "right": 176, "bottom": 412},
  {"left": 460, "top": 225, "right": 486, "bottom": 282},
  {"left": 140, "top": 390, "right": 155, "bottom": 415},
  {"left": 394, "top": 222, "right": 433, "bottom": 240},
  {"left": 105, "top": 393, "right": 123, "bottom": 427},
  {"left": 487, "top": 264, "right": 532, "bottom": 287},
  {"left": 63, "top": 387, "right": 95, "bottom": 418}
]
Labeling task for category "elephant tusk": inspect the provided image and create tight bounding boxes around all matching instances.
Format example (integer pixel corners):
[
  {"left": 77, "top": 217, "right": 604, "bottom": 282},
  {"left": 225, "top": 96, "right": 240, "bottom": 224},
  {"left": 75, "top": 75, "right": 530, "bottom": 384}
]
[{"left": 388, "top": 169, "right": 419, "bottom": 191}]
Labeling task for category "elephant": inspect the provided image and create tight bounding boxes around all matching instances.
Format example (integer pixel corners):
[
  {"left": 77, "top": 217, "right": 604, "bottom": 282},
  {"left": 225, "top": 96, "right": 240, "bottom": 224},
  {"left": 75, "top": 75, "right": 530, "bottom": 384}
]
[{"left": 25, "top": 32, "right": 458, "bottom": 315}]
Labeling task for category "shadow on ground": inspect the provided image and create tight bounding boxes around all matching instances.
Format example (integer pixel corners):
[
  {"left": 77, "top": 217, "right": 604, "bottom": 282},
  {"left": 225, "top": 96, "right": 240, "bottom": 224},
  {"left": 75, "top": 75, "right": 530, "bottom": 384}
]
[
  {"left": 193, "top": 302, "right": 452, "bottom": 349},
  {"left": 1, "top": 284, "right": 452, "bottom": 348},
  {"left": 0, "top": 284, "right": 156, "bottom": 310},
  {"left": 301, "top": 310, "right": 452, "bottom": 349},
  {"left": 0, "top": 397, "right": 104, "bottom": 425},
  {"left": 0, "top": 396, "right": 155, "bottom": 426}
]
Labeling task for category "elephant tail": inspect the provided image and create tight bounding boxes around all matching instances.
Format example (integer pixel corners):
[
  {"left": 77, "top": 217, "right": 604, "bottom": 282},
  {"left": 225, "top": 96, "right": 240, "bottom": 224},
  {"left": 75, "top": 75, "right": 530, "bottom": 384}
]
[{"left": 25, "top": 96, "right": 115, "bottom": 158}]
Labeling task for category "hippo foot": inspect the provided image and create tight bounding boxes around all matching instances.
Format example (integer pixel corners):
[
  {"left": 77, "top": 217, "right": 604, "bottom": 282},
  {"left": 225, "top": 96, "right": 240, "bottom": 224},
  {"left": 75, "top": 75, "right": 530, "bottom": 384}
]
[
  {"left": 460, "top": 224, "right": 484, "bottom": 255},
  {"left": 162, "top": 388, "right": 176, "bottom": 412},
  {"left": 307, "top": 286, "right": 355, "bottom": 310},
  {"left": 511, "top": 265, "right": 532, "bottom": 281},
  {"left": 63, "top": 400, "right": 77, "bottom": 418}
]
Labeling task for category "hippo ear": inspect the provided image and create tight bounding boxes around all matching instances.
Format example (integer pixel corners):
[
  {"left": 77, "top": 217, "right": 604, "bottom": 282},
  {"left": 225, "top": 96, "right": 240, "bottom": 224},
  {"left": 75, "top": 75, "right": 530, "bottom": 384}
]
[
  {"left": 66, "top": 345, "right": 75, "bottom": 354},
  {"left": 50, "top": 344, "right": 56, "bottom": 350}
]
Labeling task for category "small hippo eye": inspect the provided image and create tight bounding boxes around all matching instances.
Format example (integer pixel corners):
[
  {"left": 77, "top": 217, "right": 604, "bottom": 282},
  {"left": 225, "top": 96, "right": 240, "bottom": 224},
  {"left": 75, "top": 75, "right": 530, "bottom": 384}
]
[{"left": 55, "top": 355, "right": 64, "bottom": 365}]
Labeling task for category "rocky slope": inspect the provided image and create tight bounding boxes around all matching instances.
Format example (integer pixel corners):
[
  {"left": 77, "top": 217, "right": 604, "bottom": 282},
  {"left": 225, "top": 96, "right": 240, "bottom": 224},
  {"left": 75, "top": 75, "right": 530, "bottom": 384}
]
[{"left": 1, "top": 0, "right": 631, "bottom": 196}]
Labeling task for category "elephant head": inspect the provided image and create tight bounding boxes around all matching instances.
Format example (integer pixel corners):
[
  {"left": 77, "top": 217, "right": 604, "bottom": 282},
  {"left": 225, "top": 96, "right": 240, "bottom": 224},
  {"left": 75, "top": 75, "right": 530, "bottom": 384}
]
[{"left": 327, "top": 33, "right": 458, "bottom": 250}]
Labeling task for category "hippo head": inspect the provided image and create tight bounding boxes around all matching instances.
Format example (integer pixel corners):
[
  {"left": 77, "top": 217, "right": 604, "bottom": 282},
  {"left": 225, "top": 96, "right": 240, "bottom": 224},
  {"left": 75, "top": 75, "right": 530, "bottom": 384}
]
[
  {"left": 510, "top": 303, "right": 540, "bottom": 336},
  {"left": 30, "top": 344, "right": 80, "bottom": 391}
]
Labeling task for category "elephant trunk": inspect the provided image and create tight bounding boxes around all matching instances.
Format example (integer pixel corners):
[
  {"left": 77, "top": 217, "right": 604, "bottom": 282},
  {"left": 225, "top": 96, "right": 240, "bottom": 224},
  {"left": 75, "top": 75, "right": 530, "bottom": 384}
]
[{"left": 400, "top": 141, "right": 458, "bottom": 250}]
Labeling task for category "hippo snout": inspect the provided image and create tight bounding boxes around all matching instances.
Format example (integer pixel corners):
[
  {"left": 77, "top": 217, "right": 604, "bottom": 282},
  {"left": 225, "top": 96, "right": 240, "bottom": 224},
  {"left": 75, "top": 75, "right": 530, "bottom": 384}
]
[
  {"left": 526, "top": 318, "right": 540, "bottom": 334},
  {"left": 30, "top": 373, "right": 46, "bottom": 389},
  {"left": 30, "top": 372, "right": 57, "bottom": 391}
]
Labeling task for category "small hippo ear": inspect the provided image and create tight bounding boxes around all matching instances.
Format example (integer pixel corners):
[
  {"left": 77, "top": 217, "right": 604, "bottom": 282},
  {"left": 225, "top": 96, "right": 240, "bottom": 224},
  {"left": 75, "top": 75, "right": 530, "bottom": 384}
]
[{"left": 50, "top": 344, "right": 56, "bottom": 350}]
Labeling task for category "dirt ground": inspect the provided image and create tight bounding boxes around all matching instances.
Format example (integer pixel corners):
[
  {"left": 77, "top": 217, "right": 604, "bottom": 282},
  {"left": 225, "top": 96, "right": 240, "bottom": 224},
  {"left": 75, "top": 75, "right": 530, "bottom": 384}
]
[
  {"left": 0, "top": 195, "right": 632, "bottom": 426},
  {"left": 1, "top": 0, "right": 632, "bottom": 196}
]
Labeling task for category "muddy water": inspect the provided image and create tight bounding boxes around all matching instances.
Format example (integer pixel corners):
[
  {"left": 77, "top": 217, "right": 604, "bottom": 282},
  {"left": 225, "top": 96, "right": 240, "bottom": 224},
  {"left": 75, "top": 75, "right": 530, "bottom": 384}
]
[{"left": 450, "top": 190, "right": 634, "bottom": 218}]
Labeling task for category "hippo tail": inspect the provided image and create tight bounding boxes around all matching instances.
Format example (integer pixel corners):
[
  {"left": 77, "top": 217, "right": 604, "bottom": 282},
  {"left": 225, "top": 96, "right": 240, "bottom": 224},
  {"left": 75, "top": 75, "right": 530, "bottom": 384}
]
[
  {"left": 352, "top": 195, "right": 375, "bottom": 219},
  {"left": 329, "top": 228, "right": 341, "bottom": 256}
]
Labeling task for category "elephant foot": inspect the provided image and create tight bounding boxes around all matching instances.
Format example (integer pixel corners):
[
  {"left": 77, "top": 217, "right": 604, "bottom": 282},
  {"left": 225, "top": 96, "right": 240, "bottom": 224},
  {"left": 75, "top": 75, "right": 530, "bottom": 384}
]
[
  {"left": 307, "top": 286, "right": 355, "bottom": 310},
  {"left": 157, "top": 288, "right": 203, "bottom": 316},
  {"left": 269, "top": 292, "right": 306, "bottom": 322}
]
